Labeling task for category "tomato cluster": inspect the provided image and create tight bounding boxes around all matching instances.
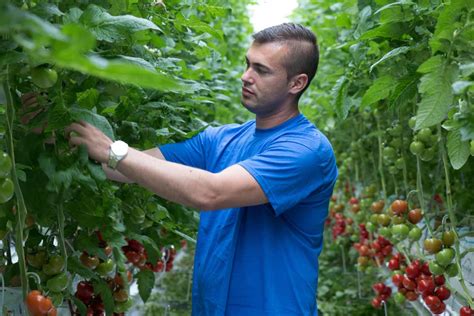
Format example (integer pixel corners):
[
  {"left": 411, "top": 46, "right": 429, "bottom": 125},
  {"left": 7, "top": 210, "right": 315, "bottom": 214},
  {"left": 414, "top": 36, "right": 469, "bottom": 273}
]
[
  {"left": 25, "top": 290, "right": 57, "bottom": 316},
  {"left": 391, "top": 259, "right": 452, "bottom": 314},
  {"left": 371, "top": 282, "right": 392, "bottom": 309},
  {"left": 26, "top": 250, "right": 67, "bottom": 298},
  {"left": 122, "top": 239, "right": 176, "bottom": 272},
  {"left": 354, "top": 235, "right": 392, "bottom": 270},
  {"left": 409, "top": 123, "right": 438, "bottom": 162}
]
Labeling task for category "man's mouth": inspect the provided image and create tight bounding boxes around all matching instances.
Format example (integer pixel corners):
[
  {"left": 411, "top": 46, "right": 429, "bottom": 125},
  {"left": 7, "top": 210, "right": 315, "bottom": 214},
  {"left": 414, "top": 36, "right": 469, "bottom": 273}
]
[{"left": 242, "top": 87, "right": 255, "bottom": 95}]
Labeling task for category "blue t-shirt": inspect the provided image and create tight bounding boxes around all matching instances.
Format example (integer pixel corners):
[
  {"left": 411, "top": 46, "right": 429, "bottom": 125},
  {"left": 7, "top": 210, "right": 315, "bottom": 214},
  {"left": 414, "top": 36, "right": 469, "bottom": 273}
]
[{"left": 159, "top": 114, "right": 337, "bottom": 316}]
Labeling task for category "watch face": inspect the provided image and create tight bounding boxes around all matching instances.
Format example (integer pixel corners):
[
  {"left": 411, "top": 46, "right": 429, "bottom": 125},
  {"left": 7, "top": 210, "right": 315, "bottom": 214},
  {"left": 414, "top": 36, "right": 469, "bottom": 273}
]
[{"left": 112, "top": 141, "right": 128, "bottom": 156}]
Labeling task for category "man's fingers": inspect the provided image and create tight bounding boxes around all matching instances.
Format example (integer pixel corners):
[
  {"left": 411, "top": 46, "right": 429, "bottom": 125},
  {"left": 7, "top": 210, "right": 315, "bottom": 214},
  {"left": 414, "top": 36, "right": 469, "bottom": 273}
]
[
  {"left": 68, "top": 136, "right": 84, "bottom": 147},
  {"left": 65, "top": 122, "right": 87, "bottom": 138}
]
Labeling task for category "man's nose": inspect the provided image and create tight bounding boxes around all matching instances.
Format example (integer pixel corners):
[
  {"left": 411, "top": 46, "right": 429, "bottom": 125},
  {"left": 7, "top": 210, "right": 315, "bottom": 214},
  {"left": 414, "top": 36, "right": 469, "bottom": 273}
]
[{"left": 241, "top": 68, "right": 254, "bottom": 85}]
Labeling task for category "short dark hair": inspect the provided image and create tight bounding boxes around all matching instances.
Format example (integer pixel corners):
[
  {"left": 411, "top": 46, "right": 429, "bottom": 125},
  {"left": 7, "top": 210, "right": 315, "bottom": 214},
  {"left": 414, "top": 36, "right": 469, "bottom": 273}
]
[{"left": 252, "top": 23, "right": 319, "bottom": 96}]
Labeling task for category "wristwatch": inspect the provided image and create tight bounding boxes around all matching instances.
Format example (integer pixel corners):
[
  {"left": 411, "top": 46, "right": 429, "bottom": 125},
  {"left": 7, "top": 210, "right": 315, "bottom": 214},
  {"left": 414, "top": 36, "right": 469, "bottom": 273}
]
[{"left": 108, "top": 140, "right": 129, "bottom": 169}]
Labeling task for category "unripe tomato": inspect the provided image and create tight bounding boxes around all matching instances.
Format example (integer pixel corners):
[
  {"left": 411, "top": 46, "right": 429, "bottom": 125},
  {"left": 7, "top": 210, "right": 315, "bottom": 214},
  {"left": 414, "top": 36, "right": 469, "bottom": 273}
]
[
  {"left": 0, "top": 178, "right": 14, "bottom": 204},
  {"left": 31, "top": 67, "right": 58, "bottom": 89},
  {"left": 441, "top": 231, "right": 456, "bottom": 247},
  {"left": 424, "top": 238, "right": 442, "bottom": 254},
  {"left": 80, "top": 252, "right": 100, "bottom": 269},
  {"left": 445, "top": 263, "right": 459, "bottom": 277},
  {"left": 428, "top": 261, "right": 445, "bottom": 275},
  {"left": 409, "top": 141, "right": 424, "bottom": 155},
  {"left": 408, "top": 227, "right": 422, "bottom": 241},
  {"left": 408, "top": 116, "right": 416, "bottom": 129},
  {"left": 417, "top": 128, "right": 432, "bottom": 143},
  {"left": 435, "top": 248, "right": 455, "bottom": 267},
  {"left": 0, "top": 152, "right": 12, "bottom": 178}
]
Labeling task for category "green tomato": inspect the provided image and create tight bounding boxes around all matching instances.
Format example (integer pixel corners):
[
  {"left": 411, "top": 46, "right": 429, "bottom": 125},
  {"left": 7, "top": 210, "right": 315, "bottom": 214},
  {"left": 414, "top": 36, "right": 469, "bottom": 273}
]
[
  {"left": 391, "top": 224, "right": 409, "bottom": 238},
  {"left": 43, "top": 255, "right": 65, "bottom": 276},
  {"left": 370, "top": 214, "right": 379, "bottom": 224},
  {"left": 378, "top": 227, "right": 392, "bottom": 238},
  {"left": 0, "top": 178, "right": 14, "bottom": 204},
  {"left": 408, "top": 227, "right": 422, "bottom": 241},
  {"left": 442, "top": 231, "right": 456, "bottom": 247},
  {"left": 366, "top": 222, "right": 376, "bottom": 233},
  {"left": 435, "top": 248, "right": 455, "bottom": 267},
  {"left": 390, "top": 138, "right": 402, "bottom": 149},
  {"left": 390, "top": 124, "right": 403, "bottom": 137},
  {"left": 26, "top": 250, "right": 47, "bottom": 269},
  {"left": 31, "top": 67, "right": 58, "bottom": 89},
  {"left": 46, "top": 272, "right": 68, "bottom": 292},
  {"left": 114, "top": 297, "right": 133, "bottom": 313},
  {"left": 428, "top": 261, "right": 445, "bottom": 275},
  {"left": 395, "top": 158, "right": 405, "bottom": 170},
  {"left": 445, "top": 263, "right": 459, "bottom": 277},
  {"left": 383, "top": 146, "right": 396, "bottom": 159},
  {"left": 409, "top": 141, "right": 425, "bottom": 155},
  {"left": 420, "top": 147, "right": 435, "bottom": 161},
  {"left": 394, "top": 292, "right": 406, "bottom": 304},
  {"left": 96, "top": 259, "right": 115, "bottom": 276},
  {"left": 377, "top": 214, "right": 391, "bottom": 227},
  {"left": 408, "top": 116, "right": 416, "bottom": 129},
  {"left": 0, "top": 152, "right": 12, "bottom": 178},
  {"left": 417, "top": 128, "right": 432, "bottom": 143}
]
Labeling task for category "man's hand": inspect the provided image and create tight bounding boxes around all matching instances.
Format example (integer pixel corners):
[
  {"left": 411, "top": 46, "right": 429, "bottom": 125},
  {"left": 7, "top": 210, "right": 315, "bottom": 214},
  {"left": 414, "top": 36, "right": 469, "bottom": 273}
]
[{"left": 65, "top": 121, "right": 113, "bottom": 164}]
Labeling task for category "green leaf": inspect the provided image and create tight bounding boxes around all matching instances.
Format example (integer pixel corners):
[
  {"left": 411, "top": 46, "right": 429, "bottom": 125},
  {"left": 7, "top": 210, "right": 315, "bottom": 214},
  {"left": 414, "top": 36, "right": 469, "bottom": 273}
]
[
  {"left": 360, "top": 22, "right": 405, "bottom": 40},
  {"left": 175, "top": 13, "right": 223, "bottom": 40},
  {"left": 77, "top": 88, "right": 100, "bottom": 110},
  {"left": 71, "top": 297, "right": 88, "bottom": 316},
  {"left": 374, "top": 1, "right": 414, "bottom": 15},
  {"left": 447, "top": 128, "right": 470, "bottom": 169},
  {"left": 46, "top": 102, "right": 72, "bottom": 131},
  {"left": 361, "top": 76, "right": 395, "bottom": 107},
  {"left": 389, "top": 73, "right": 419, "bottom": 107},
  {"left": 52, "top": 54, "right": 185, "bottom": 92},
  {"left": 80, "top": 4, "right": 161, "bottom": 42},
  {"left": 137, "top": 269, "right": 155, "bottom": 302},
  {"left": 417, "top": 55, "right": 443, "bottom": 74},
  {"left": 369, "top": 46, "right": 411, "bottom": 72},
  {"left": 415, "top": 64, "right": 457, "bottom": 129},
  {"left": 332, "top": 76, "right": 349, "bottom": 118},
  {"left": 87, "top": 162, "right": 107, "bottom": 181},
  {"left": 70, "top": 107, "right": 115, "bottom": 140},
  {"left": 0, "top": 4, "right": 65, "bottom": 40}
]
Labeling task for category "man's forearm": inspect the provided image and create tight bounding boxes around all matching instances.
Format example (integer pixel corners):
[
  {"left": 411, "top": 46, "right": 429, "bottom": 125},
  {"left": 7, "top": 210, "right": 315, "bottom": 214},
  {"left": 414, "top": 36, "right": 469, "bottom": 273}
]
[
  {"left": 115, "top": 148, "right": 218, "bottom": 210},
  {"left": 102, "top": 148, "right": 166, "bottom": 184}
]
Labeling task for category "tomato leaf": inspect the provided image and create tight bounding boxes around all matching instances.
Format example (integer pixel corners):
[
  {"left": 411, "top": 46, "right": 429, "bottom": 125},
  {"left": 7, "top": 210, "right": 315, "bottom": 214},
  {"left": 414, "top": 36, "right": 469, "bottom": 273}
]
[
  {"left": 361, "top": 75, "right": 395, "bottom": 107},
  {"left": 79, "top": 4, "right": 161, "bottom": 42},
  {"left": 369, "top": 46, "right": 411, "bottom": 72},
  {"left": 70, "top": 107, "right": 115, "bottom": 140},
  {"left": 447, "top": 128, "right": 470, "bottom": 170},
  {"left": 137, "top": 269, "right": 155, "bottom": 302},
  {"left": 415, "top": 64, "right": 457, "bottom": 129}
]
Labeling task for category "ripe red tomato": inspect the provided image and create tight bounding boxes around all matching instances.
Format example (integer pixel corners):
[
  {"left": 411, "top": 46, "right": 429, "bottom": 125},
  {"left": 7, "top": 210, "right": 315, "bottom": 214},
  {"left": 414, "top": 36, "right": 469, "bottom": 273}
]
[
  {"left": 460, "top": 306, "right": 474, "bottom": 316},
  {"left": 372, "top": 283, "right": 385, "bottom": 294},
  {"left": 405, "top": 291, "right": 418, "bottom": 301},
  {"left": 391, "top": 200, "right": 408, "bottom": 215},
  {"left": 405, "top": 264, "right": 421, "bottom": 279},
  {"left": 424, "top": 295, "right": 441, "bottom": 309},
  {"left": 408, "top": 208, "right": 423, "bottom": 224},
  {"left": 402, "top": 276, "right": 416, "bottom": 290},
  {"left": 388, "top": 258, "right": 400, "bottom": 271},
  {"left": 434, "top": 285, "right": 450, "bottom": 300},
  {"left": 25, "top": 290, "right": 53, "bottom": 315},
  {"left": 392, "top": 273, "right": 404, "bottom": 287},
  {"left": 417, "top": 278, "right": 435, "bottom": 295},
  {"left": 371, "top": 297, "right": 382, "bottom": 309},
  {"left": 433, "top": 275, "right": 445, "bottom": 286}
]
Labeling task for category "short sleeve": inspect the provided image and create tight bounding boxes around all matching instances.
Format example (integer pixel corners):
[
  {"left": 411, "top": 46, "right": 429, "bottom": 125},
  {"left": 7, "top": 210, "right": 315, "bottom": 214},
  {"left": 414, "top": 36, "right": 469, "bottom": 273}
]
[
  {"left": 159, "top": 128, "right": 211, "bottom": 169},
  {"left": 238, "top": 136, "right": 336, "bottom": 216}
]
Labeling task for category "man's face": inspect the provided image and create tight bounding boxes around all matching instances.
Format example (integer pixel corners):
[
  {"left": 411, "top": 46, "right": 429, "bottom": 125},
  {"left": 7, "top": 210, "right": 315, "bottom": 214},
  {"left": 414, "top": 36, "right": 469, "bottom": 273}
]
[{"left": 241, "top": 42, "right": 292, "bottom": 115}]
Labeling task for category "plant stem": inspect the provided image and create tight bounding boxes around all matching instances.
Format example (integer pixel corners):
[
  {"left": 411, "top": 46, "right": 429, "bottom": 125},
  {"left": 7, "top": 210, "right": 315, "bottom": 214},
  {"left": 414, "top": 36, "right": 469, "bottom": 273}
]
[
  {"left": 375, "top": 116, "right": 387, "bottom": 200},
  {"left": 4, "top": 67, "right": 29, "bottom": 298},
  {"left": 416, "top": 156, "right": 434, "bottom": 237},
  {"left": 57, "top": 191, "right": 68, "bottom": 272}
]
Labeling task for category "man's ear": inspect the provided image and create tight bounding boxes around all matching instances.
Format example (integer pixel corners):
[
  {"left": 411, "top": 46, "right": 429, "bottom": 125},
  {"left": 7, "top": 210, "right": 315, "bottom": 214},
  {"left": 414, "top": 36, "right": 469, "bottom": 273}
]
[{"left": 288, "top": 74, "right": 308, "bottom": 95}]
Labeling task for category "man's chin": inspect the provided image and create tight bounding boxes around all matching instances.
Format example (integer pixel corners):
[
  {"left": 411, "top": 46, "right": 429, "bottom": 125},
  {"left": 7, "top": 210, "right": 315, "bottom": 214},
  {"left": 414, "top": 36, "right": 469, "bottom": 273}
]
[{"left": 241, "top": 99, "right": 258, "bottom": 114}]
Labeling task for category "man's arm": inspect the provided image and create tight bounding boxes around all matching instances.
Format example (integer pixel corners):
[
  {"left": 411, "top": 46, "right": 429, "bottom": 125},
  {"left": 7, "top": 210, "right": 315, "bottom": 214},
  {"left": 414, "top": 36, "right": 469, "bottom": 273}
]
[
  {"left": 67, "top": 121, "right": 268, "bottom": 210},
  {"left": 102, "top": 148, "right": 165, "bottom": 183}
]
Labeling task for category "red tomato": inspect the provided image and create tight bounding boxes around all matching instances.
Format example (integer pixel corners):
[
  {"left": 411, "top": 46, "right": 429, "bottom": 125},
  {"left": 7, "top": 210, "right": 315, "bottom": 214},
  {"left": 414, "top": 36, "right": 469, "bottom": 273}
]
[
  {"left": 460, "top": 306, "right": 474, "bottom": 316},
  {"left": 25, "top": 290, "right": 53, "bottom": 315},
  {"left": 391, "top": 200, "right": 408, "bottom": 215}
]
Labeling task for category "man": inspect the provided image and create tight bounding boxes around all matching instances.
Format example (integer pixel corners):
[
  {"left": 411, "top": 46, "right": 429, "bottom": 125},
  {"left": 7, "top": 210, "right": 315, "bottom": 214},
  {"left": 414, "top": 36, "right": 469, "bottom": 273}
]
[{"left": 67, "top": 23, "right": 338, "bottom": 316}]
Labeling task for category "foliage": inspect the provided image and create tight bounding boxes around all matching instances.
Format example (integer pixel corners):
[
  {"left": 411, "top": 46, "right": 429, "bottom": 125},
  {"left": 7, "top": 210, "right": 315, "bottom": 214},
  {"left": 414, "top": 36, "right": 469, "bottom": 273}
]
[{"left": 0, "top": 0, "right": 252, "bottom": 314}]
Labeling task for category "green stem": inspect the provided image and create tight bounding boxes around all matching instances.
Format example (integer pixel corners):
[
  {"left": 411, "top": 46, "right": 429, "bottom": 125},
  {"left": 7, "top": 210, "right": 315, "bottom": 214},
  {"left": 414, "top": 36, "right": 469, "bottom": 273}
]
[
  {"left": 416, "top": 157, "right": 434, "bottom": 237},
  {"left": 57, "top": 192, "right": 67, "bottom": 272},
  {"left": 391, "top": 173, "right": 398, "bottom": 197},
  {"left": 4, "top": 67, "right": 29, "bottom": 298},
  {"left": 439, "top": 128, "right": 473, "bottom": 307},
  {"left": 375, "top": 116, "right": 387, "bottom": 200}
]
